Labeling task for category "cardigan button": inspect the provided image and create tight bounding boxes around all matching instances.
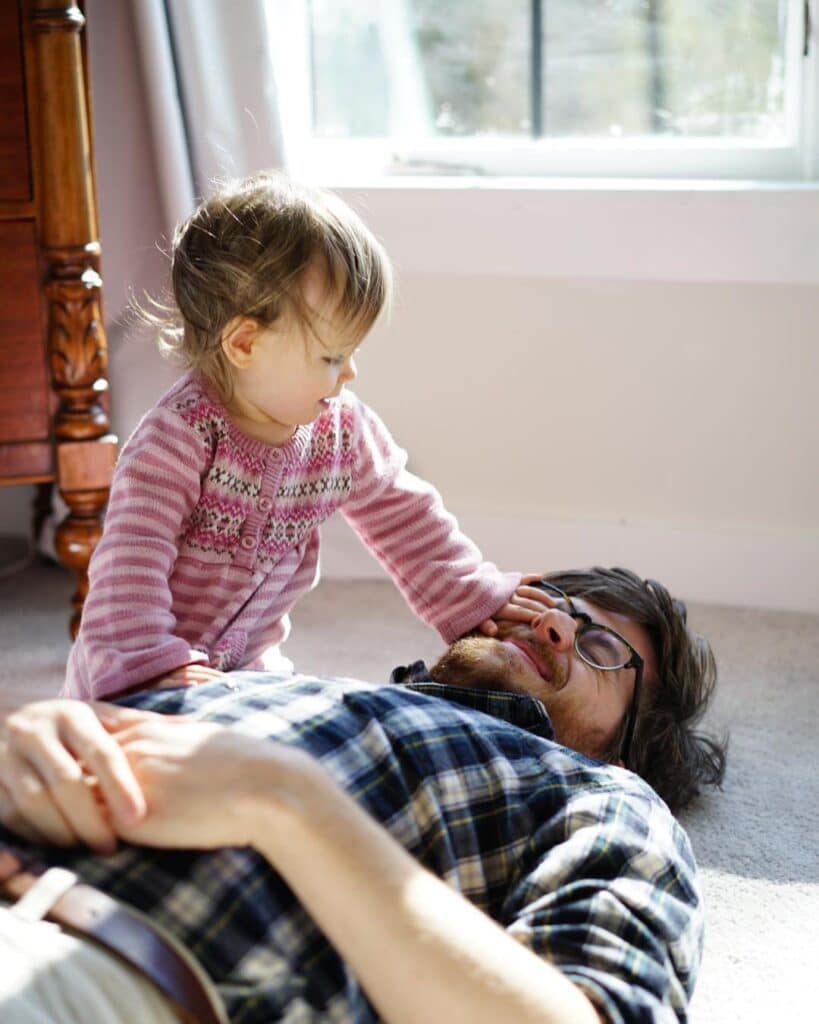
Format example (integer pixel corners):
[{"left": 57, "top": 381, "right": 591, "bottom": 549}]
[
  {"left": 240, "top": 535, "right": 257, "bottom": 550},
  {"left": 258, "top": 496, "right": 273, "bottom": 512}
]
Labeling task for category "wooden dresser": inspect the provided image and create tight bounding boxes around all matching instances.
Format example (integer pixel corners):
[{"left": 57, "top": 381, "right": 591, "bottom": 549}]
[{"left": 0, "top": 0, "right": 115, "bottom": 635}]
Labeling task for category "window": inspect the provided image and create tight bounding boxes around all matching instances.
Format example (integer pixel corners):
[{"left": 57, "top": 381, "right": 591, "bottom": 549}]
[{"left": 271, "top": 0, "right": 818, "bottom": 180}]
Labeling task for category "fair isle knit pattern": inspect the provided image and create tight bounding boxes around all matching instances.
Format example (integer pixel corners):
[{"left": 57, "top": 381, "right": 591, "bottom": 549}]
[{"left": 64, "top": 373, "right": 519, "bottom": 700}]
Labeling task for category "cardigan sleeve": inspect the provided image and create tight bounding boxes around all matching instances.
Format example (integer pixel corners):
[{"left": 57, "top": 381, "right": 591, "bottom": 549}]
[
  {"left": 62, "top": 407, "right": 211, "bottom": 700},
  {"left": 340, "top": 397, "right": 519, "bottom": 643}
]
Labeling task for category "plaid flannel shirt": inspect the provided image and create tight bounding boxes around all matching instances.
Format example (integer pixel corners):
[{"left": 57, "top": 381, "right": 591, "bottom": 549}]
[{"left": 1, "top": 670, "right": 703, "bottom": 1023}]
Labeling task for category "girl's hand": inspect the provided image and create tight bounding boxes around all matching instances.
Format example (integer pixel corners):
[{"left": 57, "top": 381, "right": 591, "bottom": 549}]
[
  {"left": 150, "top": 664, "right": 228, "bottom": 689},
  {"left": 0, "top": 701, "right": 148, "bottom": 854},
  {"left": 477, "top": 573, "right": 554, "bottom": 637}
]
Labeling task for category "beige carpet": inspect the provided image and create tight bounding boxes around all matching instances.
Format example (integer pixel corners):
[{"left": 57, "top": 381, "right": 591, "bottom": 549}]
[{"left": 1, "top": 555, "right": 817, "bottom": 1023}]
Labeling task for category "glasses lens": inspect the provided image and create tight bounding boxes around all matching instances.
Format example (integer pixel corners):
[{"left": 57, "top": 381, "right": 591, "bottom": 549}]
[{"left": 577, "top": 626, "right": 631, "bottom": 669}]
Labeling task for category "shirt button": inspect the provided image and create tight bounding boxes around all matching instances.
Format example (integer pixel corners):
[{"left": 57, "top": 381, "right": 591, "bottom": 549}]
[
  {"left": 258, "top": 496, "right": 273, "bottom": 512},
  {"left": 240, "top": 535, "right": 257, "bottom": 550}
]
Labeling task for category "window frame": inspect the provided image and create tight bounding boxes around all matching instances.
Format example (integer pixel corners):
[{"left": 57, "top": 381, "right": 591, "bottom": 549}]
[{"left": 273, "top": 0, "right": 819, "bottom": 184}]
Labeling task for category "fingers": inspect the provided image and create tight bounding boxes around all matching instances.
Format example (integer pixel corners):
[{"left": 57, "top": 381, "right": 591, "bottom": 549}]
[
  {"left": 150, "top": 673, "right": 198, "bottom": 690},
  {"left": 0, "top": 747, "right": 96, "bottom": 849},
  {"left": 1, "top": 702, "right": 149, "bottom": 853},
  {"left": 516, "top": 584, "right": 556, "bottom": 601},
  {"left": 92, "top": 703, "right": 153, "bottom": 729},
  {"left": 62, "top": 711, "right": 146, "bottom": 826},
  {"left": 0, "top": 778, "right": 49, "bottom": 845},
  {"left": 496, "top": 604, "right": 539, "bottom": 622},
  {"left": 189, "top": 666, "right": 226, "bottom": 680},
  {"left": 150, "top": 665, "right": 225, "bottom": 689},
  {"left": 520, "top": 572, "right": 546, "bottom": 585},
  {"left": 506, "top": 591, "right": 549, "bottom": 616},
  {"left": 508, "top": 597, "right": 547, "bottom": 615},
  {"left": 480, "top": 604, "right": 537, "bottom": 634},
  {"left": 485, "top": 583, "right": 557, "bottom": 632},
  {"left": 99, "top": 708, "right": 191, "bottom": 743},
  {"left": 477, "top": 618, "right": 499, "bottom": 637},
  {"left": 183, "top": 666, "right": 227, "bottom": 684},
  {"left": 513, "top": 584, "right": 564, "bottom": 614}
]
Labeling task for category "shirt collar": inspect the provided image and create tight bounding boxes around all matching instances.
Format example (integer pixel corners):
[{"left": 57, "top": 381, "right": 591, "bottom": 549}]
[{"left": 390, "top": 661, "right": 555, "bottom": 740}]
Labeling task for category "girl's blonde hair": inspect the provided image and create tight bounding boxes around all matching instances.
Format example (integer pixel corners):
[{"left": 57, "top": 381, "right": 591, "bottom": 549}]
[{"left": 153, "top": 172, "right": 392, "bottom": 399}]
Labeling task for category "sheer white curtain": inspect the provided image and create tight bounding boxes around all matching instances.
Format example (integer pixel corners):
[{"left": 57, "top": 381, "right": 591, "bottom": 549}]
[{"left": 131, "top": 0, "right": 287, "bottom": 225}]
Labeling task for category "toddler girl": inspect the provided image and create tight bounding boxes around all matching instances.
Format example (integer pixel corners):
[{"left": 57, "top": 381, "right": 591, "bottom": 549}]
[{"left": 64, "top": 173, "right": 539, "bottom": 700}]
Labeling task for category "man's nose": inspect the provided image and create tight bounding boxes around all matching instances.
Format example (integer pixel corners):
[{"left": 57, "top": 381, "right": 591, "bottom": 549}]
[{"left": 530, "top": 607, "right": 578, "bottom": 652}]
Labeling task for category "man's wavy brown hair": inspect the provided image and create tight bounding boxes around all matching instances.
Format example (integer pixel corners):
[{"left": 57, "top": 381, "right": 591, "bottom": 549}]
[{"left": 544, "top": 567, "right": 727, "bottom": 812}]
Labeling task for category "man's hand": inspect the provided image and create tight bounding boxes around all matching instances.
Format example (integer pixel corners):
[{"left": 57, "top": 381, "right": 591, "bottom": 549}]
[
  {"left": 0, "top": 701, "right": 147, "bottom": 854},
  {"left": 0, "top": 701, "right": 289, "bottom": 854},
  {"left": 106, "top": 717, "right": 298, "bottom": 850},
  {"left": 478, "top": 573, "right": 555, "bottom": 637}
]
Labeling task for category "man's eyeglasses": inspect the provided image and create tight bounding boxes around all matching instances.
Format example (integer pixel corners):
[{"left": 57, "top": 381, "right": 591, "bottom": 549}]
[{"left": 530, "top": 580, "right": 644, "bottom": 770}]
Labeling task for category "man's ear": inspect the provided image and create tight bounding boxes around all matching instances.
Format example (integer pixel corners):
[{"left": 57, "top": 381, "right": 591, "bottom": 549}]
[{"left": 221, "top": 316, "right": 260, "bottom": 369}]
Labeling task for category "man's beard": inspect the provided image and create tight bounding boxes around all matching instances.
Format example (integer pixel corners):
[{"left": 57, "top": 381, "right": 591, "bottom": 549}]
[
  {"left": 428, "top": 626, "right": 564, "bottom": 695},
  {"left": 428, "top": 627, "right": 606, "bottom": 761},
  {"left": 428, "top": 636, "right": 512, "bottom": 690}
]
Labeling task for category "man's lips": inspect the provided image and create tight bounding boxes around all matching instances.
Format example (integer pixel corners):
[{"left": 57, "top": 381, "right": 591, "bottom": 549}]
[{"left": 502, "top": 639, "right": 553, "bottom": 683}]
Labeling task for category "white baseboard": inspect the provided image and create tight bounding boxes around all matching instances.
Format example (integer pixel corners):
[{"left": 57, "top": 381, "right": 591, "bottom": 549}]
[{"left": 319, "top": 514, "right": 819, "bottom": 615}]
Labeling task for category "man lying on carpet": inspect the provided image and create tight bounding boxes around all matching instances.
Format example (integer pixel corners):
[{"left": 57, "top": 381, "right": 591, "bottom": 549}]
[{"left": 0, "top": 567, "right": 726, "bottom": 1024}]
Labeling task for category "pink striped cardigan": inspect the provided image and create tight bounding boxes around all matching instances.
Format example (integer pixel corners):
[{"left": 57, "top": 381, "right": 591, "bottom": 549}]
[{"left": 63, "top": 373, "right": 519, "bottom": 699}]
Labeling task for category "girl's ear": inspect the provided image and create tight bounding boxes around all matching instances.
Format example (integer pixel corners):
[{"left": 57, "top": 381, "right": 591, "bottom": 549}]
[{"left": 221, "top": 316, "right": 260, "bottom": 369}]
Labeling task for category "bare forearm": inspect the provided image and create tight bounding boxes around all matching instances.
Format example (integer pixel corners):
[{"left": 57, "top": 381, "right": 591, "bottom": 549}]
[
  {"left": 250, "top": 758, "right": 601, "bottom": 1024},
  {"left": 85, "top": 719, "right": 599, "bottom": 1022}
]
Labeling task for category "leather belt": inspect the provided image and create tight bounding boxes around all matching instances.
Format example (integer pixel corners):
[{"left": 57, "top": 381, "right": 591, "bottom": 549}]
[{"left": 1, "top": 868, "right": 227, "bottom": 1024}]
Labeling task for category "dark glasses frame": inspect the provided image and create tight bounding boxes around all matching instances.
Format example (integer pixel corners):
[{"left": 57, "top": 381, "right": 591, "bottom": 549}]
[{"left": 531, "top": 580, "right": 644, "bottom": 769}]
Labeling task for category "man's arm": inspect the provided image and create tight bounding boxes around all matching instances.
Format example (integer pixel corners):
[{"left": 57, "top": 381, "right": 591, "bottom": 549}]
[
  {"left": 107, "top": 714, "right": 602, "bottom": 1024},
  {"left": 1, "top": 702, "right": 599, "bottom": 1024},
  {"left": 260, "top": 763, "right": 602, "bottom": 1024}
]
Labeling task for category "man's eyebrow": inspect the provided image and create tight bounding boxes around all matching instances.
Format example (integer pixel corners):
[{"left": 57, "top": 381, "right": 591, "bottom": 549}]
[{"left": 571, "top": 597, "right": 613, "bottom": 629}]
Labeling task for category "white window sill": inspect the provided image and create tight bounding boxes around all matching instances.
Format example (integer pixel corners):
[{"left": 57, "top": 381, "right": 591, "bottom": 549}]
[{"left": 332, "top": 180, "right": 819, "bottom": 285}]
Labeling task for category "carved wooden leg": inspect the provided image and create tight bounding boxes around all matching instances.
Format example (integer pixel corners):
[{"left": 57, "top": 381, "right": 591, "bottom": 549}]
[
  {"left": 54, "top": 492, "right": 105, "bottom": 637},
  {"left": 47, "top": 271, "right": 115, "bottom": 636},
  {"left": 31, "top": 4, "right": 117, "bottom": 636},
  {"left": 54, "top": 437, "right": 116, "bottom": 637},
  {"left": 47, "top": 274, "right": 116, "bottom": 636}
]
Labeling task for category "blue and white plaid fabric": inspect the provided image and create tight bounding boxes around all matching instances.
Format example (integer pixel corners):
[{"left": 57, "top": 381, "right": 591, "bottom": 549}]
[{"left": 1, "top": 671, "right": 703, "bottom": 1023}]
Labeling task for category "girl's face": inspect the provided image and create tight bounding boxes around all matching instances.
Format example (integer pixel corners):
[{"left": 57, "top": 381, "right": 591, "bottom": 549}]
[{"left": 224, "top": 269, "right": 364, "bottom": 445}]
